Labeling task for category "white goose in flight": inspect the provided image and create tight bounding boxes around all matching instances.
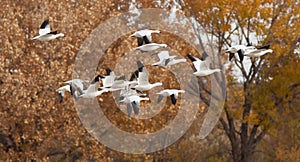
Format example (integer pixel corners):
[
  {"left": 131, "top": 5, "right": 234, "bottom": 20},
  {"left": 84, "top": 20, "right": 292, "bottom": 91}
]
[
  {"left": 78, "top": 75, "right": 109, "bottom": 98},
  {"left": 32, "top": 20, "right": 64, "bottom": 41},
  {"left": 64, "top": 79, "right": 90, "bottom": 95},
  {"left": 226, "top": 44, "right": 272, "bottom": 60},
  {"left": 102, "top": 78, "right": 137, "bottom": 92},
  {"left": 225, "top": 45, "right": 257, "bottom": 61},
  {"left": 187, "top": 54, "right": 221, "bottom": 77},
  {"left": 134, "top": 43, "right": 167, "bottom": 52},
  {"left": 131, "top": 29, "right": 160, "bottom": 46},
  {"left": 157, "top": 89, "right": 185, "bottom": 105},
  {"left": 134, "top": 66, "right": 162, "bottom": 92},
  {"left": 152, "top": 51, "right": 186, "bottom": 66},
  {"left": 99, "top": 68, "right": 116, "bottom": 88}
]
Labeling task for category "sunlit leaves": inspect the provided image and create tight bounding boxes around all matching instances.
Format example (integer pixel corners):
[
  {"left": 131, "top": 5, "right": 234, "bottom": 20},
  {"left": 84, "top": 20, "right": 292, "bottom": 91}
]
[{"left": 184, "top": 0, "right": 300, "bottom": 160}]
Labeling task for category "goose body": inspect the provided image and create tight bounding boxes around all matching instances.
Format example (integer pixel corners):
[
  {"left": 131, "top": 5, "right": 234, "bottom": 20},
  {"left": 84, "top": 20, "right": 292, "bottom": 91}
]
[
  {"left": 99, "top": 69, "right": 116, "bottom": 88},
  {"left": 152, "top": 51, "right": 187, "bottom": 66},
  {"left": 226, "top": 44, "right": 272, "bottom": 61},
  {"left": 187, "top": 54, "right": 221, "bottom": 77},
  {"left": 117, "top": 80, "right": 144, "bottom": 103},
  {"left": 79, "top": 89, "right": 109, "bottom": 98},
  {"left": 134, "top": 43, "right": 167, "bottom": 52},
  {"left": 103, "top": 79, "right": 137, "bottom": 92},
  {"left": 64, "top": 79, "right": 90, "bottom": 94},
  {"left": 193, "top": 69, "right": 221, "bottom": 76},
  {"left": 32, "top": 20, "right": 64, "bottom": 41},
  {"left": 157, "top": 89, "right": 185, "bottom": 105},
  {"left": 131, "top": 29, "right": 160, "bottom": 46},
  {"left": 134, "top": 67, "right": 162, "bottom": 91},
  {"left": 225, "top": 45, "right": 256, "bottom": 61},
  {"left": 78, "top": 81, "right": 108, "bottom": 98},
  {"left": 119, "top": 88, "right": 146, "bottom": 99},
  {"left": 76, "top": 75, "right": 109, "bottom": 98},
  {"left": 164, "top": 59, "right": 187, "bottom": 66}
]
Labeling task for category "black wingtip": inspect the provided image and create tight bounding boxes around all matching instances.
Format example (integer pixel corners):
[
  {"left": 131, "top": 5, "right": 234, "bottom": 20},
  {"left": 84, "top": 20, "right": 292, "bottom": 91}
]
[
  {"left": 126, "top": 103, "right": 132, "bottom": 116},
  {"left": 186, "top": 54, "right": 197, "bottom": 62},
  {"left": 70, "top": 85, "right": 74, "bottom": 96},
  {"left": 40, "top": 20, "right": 49, "bottom": 29},
  {"left": 143, "top": 35, "right": 150, "bottom": 44},
  {"left": 105, "top": 68, "right": 112, "bottom": 75},
  {"left": 58, "top": 93, "right": 63, "bottom": 103},
  {"left": 237, "top": 49, "right": 244, "bottom": 61},
  {"left": 137, "top": 37, "right": 143, "bottom": 46},
  {"left": 229, "top": 52, "right": 234, "bottom": 61},
  {"left": 137, "top": 61, "right": 144, "bottom": 72},
  {"left": 129, "top": 71, "right": 138, "bottom": 81},
  {"left": 165, "top": 58, "right": 171, "bottom": 66},
  {"left": 170, "top": 94, "right": 177, "bottom": 105},
  {"left": 132, "top": 101, "right": 139, "bottom": 114},
  {"left": 91, "top": 75, "right": 101, "bottom": 84}
]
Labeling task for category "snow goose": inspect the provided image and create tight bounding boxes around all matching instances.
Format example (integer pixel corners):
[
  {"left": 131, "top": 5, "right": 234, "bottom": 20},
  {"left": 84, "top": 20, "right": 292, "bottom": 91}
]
[
  {"left": 134, "top": 66, "right": 162, "bottom": 92},
  {"left": 116, "top": 79, "right": 142, "bottom": 104},
  {"left": 119, "top": 87, "right": 146, "bottom": 100},
  {"left": 186, "top": 54, "right": 221, "bottom": 77},
  {"left": 64, "top": 79, "right": 90, "bottom": 95},
  {"left": 99, "top": 68, "right": 116, "bottom": 88},
  {"left": 56, "top": 85, "right": 73, "bottom": 103},
  {"left": 120, "top": 95, "right": 149, "bottom": 116},
  {"left": 131, "top": 29, "right": 160, "bottom": 46},
  {"left": 157, "top": 89, "right": 185, "bottom": 105},
  {"left": 225, "top": 45, "right": 256, "bottom": 61},
  {"left": 103, "top": 79, "right": 137, "bottom": 92},
  {"left": 117, "top": 70, "right": 145, "bottom": 103},
  {"left": 79, "top": 88, "right": 109, "bottom": 98},
  {"left": 78, "top": 76, "right": 109, "bottom": 98},
  {"left": 134, "top": 43, "right": 167, "bottom": 52},
  {"left": 32, "top": 20, "right": 64, "bottom": 41},
  {"left": 151, "top": 51, "right": 186, "bottom": 66}
]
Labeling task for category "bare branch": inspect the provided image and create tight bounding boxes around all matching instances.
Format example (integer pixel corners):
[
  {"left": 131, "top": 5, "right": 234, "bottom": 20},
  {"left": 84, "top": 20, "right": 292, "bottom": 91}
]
[{"left": 253, "top": 128, "right": 267, "bottom": 144}]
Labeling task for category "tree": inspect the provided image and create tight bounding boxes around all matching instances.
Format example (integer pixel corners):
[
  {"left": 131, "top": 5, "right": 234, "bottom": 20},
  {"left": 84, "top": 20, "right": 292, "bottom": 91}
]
[{"left": 181, "top": 0, "right": 300, "bottom": 161}]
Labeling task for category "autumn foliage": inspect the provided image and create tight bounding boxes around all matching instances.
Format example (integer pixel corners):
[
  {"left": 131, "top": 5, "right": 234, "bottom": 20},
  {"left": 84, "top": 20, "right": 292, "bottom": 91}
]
[{"left": 1, "top": 0, "right": 300, "bottom": 161}]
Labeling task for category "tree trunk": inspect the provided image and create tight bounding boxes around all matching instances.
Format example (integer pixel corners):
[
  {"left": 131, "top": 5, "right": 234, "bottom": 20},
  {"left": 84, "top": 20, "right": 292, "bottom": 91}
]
[{"left": 239, "top": 86, "right": 255, "bottom": 162}]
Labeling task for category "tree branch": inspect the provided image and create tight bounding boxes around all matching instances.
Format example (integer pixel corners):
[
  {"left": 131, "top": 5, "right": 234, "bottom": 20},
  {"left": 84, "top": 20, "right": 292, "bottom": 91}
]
[{"left": 253, "top": 128, "right": 267, "bottom": 144}]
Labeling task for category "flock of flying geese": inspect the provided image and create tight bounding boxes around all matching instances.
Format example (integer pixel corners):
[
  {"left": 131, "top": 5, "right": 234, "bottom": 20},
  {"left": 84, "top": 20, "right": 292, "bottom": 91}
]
[{"left": 32, "top": 20, "right": 273, "bottom": 116}]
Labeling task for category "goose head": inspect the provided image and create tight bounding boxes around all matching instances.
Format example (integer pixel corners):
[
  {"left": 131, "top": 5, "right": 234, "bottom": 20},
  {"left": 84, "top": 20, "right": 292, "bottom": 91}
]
[
  {"left": 160, "top": 44, "right": 168, "bottom": 48},
  {"left": 177, "top": 90, "right": 185, "bottom": 93},
  {"left": 56, "top": 33, "right": 64, "bottom": 38}
]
